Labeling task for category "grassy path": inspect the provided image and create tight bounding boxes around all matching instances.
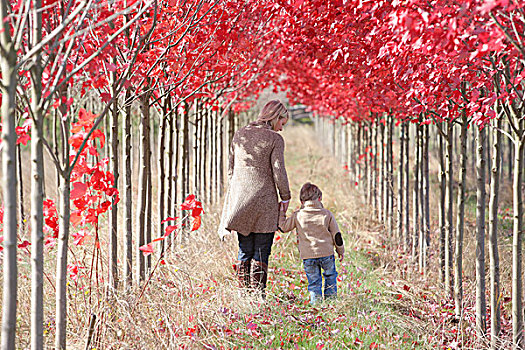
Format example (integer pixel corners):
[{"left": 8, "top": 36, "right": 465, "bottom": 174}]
[
  {"left": 99, "top": 125, "right": 437, "bottom": 349},
  {"left": 189, "top": 125, "right": 435, "bottom": 349}
]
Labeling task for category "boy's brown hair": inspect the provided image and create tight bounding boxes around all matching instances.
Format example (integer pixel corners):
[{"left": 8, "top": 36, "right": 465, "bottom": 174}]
[{"left": 300, "top": 182, "right": 322, "bottom": 202}]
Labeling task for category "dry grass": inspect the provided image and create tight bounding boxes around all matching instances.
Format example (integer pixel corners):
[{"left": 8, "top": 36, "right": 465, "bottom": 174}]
[{"left": 3, "top": 124, "right": 472, "bottom": 349}]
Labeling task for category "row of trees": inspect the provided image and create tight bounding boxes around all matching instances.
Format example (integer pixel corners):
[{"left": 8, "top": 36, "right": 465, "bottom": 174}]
[
  {"left": 0, "top": 0, "right": 292, "bottom": 348},
  {"left": 2, "top": 0, "right": 525, "bottom": 348}
]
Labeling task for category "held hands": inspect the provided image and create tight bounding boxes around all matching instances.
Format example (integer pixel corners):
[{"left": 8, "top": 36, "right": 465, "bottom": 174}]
[
  {"left": 279, "top": 201, "right": 289, "bottom": 213},
  {"left": 338, "top": 253, "right": 344, "bottom": 262}
]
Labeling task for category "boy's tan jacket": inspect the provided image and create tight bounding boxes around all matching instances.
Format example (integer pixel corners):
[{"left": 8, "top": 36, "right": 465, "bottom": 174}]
[{"left": 278, "top": 200, "right": 344, "bottom": 260}]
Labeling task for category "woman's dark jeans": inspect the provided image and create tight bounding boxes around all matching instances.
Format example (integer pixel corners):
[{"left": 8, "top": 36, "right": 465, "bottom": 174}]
[{"left": 237, "top": 232, "right": 275, "bottom": 264}]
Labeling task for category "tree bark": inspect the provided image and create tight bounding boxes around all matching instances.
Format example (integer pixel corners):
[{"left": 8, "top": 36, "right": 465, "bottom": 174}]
[
  {"left": 123, "top": 90, "right": 133, "bottom": 288},
  {"left": 403, "top": 122, "right": 410, "bottom": 251},
  {"left": 475, "top": 126, "right": 487, "bottom": 336},
  {"left": 488, "top": 117, "right": 502, "bottom": 349},
  {"left": 397, "top": 122, "right": 405, "bottom": 243},
  {"left": 438, "top": 126, "right": 447, "bottom": 283},
  {"left": 421, "top": 124, "right": 430, "bottom": 274},
  {"left": 158, "top": 98, "right": 167, "bottom": 253},
  {"left": 445, "top": 122, "right": 454, "bottom": 295},
  {"left": 135, "top": 94, "right": 149, "bottom": 282},
  {"left": 412, "top": 123, "right": 420, "bottom": 260},
  {"left": 454, "top": 113, "right": 468, "bottom": 319},
  {"left": 0, "top": 0, "right": 19, "bottom": 345},
  {"left": 512, "top": 136, "right": 524, "bottom": 349},
  {"left": 29, "top": 0, "right": 45, "bottom": 344},
  {"left": 109, "top": 78, "right": 119, "bottom": 290},
  {"left": 55, "top": 173, "right": 71, "bottom": 350}
]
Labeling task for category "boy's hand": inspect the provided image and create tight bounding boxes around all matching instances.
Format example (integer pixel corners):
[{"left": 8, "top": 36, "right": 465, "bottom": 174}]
[{"left": 338, "top": 253, "right": 344, "bottom": 262}]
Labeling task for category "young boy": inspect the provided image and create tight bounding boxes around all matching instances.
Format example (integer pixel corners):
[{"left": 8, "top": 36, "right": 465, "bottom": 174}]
[{"left": 278, "top": 182, "right": 344, "bottom": 304}]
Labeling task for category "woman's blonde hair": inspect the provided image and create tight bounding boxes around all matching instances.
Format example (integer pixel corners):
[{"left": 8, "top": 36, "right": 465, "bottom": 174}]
[{"left": 257, "top": 100, "right": 289, "bottom": 128}]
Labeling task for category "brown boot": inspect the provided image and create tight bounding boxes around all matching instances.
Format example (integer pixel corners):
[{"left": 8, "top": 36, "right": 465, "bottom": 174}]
[
  {"left": 235, "top": 260, "right": 251, "bottom": 289},
  {"left": 250, "top": 260, "right": 269, "bottom": 299}
]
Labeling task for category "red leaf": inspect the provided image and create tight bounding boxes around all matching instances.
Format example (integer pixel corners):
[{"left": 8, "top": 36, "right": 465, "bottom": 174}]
[
  {"left": 191, "top": 216, "right": 201, "bottom": 231},
  {"left": 403, "top": 284, "right": 410, "bottom": 291},
  {"left": 18, "top": 240, "right": 30, "bottom": 249},
  {"left": 369, "top": 342, "right": 379, "bottom": 349},
  {"left": 161, "top": 217, "right": 177, "bottom": 224},
  {"left": 139, "top": 243, "right": 154, "bottom": 256},
  {"left": 165, "top": 225, "right": 178, "bottom": 237},
  {"left": 71, "top": 182, "right": 88, "bottom": 199}
]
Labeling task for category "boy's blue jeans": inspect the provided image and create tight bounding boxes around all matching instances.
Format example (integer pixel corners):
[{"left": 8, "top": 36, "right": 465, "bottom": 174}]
[{"left": 303, "top": 255, "right": 338, "bottom": 304}]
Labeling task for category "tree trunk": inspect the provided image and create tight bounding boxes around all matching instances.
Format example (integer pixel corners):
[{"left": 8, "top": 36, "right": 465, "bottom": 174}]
[
  {"left": 158, "top": 99, "right": 168, "bottom": 253},
  {"left": 55, "top": 173, "right": 71, "bottom": 350},
  {"left": 166, "top": 101, "right": 174, "bottom": 247},
  {"left": 379, "top": 123, "right": 385, "bottom": 223},
  {"left": 445, "top": 122, "right": 454, "bottom": 295},
  {"left": 512, "top": 136, "right": 524, "bottom": 349},
  {"left": 109, "top": 79, "right": 119, "bottom": 290},
  {"left": 29, "top": 3, "right": 45, "bottom": 344},
  {"left": 403, "top": 122, "right": 410, "bottom": 251},
  {"left": 218, "top": 112, "right": 225, "bottom": 198},
  {"left": 412, "top": 124, "right": 420, "bottom": 260},
  {"left": 123, "top": 90, "right": 133, "bottom": 288},
  {"left": 135, "top": 94, "right": 149, "bottom": 282},
  {"left": 0, "top": 0, "right": 18, "bottom": 345},
  {"left": 193, "top": 101, "right": 200, "bottom": 198},
  {"left": 475, "top": 126, "right": 487, "bottom": 336},
  {"left": 454, "top": 113, "right": 468, "bottom": 319},
  {"left": 439, "top": 126, "right": 446, "bottom": 283},
  {"left": 488, "top": 117, "right": 502, "bottom": 349},
  {"left": 387, "top": 115, "right": 394, "bottom": 235},
  {"left": 357, "top": 126, "right": 362, "bottom": 193},
  {"left": 421, "top": 124, "right": 430, "bottom": 274},
  {"left": 397, "top": 122, "right": 405, "bottom": 243}
]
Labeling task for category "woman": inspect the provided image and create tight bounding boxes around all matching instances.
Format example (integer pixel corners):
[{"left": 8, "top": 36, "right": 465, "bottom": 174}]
[{"left": 219, "top": 100, "right": 291, "bottom": 298}]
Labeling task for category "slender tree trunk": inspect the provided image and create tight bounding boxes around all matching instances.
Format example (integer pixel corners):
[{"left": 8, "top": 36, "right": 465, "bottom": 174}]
[
  {"left": 158, "top": 100, "right": 168, "bottom": 252},
  {"left": 422, "top": 124, "right": 430, "bottom": 274},
  {"left": 397, "top": 122, "right": 404, "bottom": 243},
  {"left": 29, "top": 2, "right": 45, "bottom": 344},
  {"left": 357, "top": 126, "right": 362, "bottom": 193},
  {"left": 166, "top": 102, "right": 174, "bottom": 247},
  {"left": 123, "top": 90, "right": 133, "bottom": 288},
  {"left": 16, "top": 145, "right": 24, "bottom": 228},
  {"left": 364, "top": 127, "right": 369, "bottom": 204},
  {"left": 387, "top": 115, "right": 394, "bottom": 235},
  {"left": 412, "top": 124, "right": 420, "bottom": 260},
  {"left": 193, "top": 101, "right": 200, "bottom": 198},
  {"left": 475, "top": 126, "right": 487, "bottom": 337},
  {"left": 372, "top": 124, "right": 378, "bottom": 215},
  {"left": 403, "top": 122, "right": 410, "bottom": 251},
  {"left": 0, "top": 0, "right": 18, "bottom": 345},
  {"left": 454, "top": 113, "right": 468, "bottom": 319},
  {"left": 109, "top": 79, "right": 119, "bottom": 290},
  {"left": 135, "top": 94, "right": 149, "bottom": 282},
  {"left": 218, "top": 112, "right": 225, "bottom": 198},
  {"left": 55, "top": 173, "right": 71, "bottom": 350},
  {"left": 145, "top": 165, "right": 152, "bottom": 272},
  {"left": 439, "top": 127, "right": 447, "bottom": 283},
  {"left": 379, "top": 123, "right": 385, "bottom": 223},
  {"left": 445, "top": 123, "right": 454, "bottom": 295},
  {"left": 488, "top": 117, "right": 502, "bottom": 349},
  {"left": 512, "top": 136, "right": 525, "bottom": 349}
]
